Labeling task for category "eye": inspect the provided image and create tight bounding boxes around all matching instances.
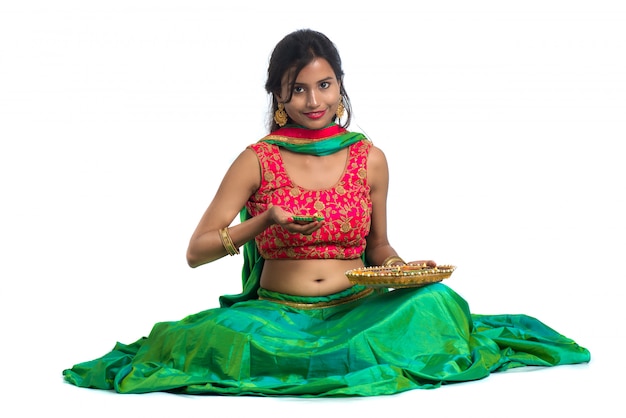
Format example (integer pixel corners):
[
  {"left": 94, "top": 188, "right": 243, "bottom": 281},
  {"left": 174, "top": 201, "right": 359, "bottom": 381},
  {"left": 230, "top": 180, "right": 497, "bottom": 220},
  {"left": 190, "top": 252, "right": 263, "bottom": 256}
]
[
  {"left": 293, "top": 86, "right": 305, "bottom": 94},
  {"left": 320, "top": 81, "right": 331, "bottom": 89}
]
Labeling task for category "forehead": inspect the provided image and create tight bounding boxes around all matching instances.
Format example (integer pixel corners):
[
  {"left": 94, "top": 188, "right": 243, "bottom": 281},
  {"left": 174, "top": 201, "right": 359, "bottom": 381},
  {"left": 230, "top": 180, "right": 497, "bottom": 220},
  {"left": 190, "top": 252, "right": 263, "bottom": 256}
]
[{"left": 284, "top": 58, "right": 336, "bottom": 85}]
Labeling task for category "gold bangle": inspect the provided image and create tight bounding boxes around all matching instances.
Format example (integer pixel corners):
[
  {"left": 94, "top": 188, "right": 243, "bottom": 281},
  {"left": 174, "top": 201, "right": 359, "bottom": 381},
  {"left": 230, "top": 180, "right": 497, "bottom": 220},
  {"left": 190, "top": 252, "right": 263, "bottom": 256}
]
[
  {"left": 218, "top": 227, "right": 240, "bottom": 256},
  {"left": 382, "top": 255, "right": 406, "bottom": 267}
]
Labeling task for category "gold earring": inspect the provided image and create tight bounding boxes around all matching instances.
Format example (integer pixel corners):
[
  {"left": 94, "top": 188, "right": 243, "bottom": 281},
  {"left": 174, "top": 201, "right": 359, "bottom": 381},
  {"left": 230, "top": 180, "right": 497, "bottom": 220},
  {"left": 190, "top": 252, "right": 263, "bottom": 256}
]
[
  {"left": 336, "top": 99, "right": 345, "bottom": 119},
  {"left": 274, "top": 102, "right": 288, "bottom": 127}
]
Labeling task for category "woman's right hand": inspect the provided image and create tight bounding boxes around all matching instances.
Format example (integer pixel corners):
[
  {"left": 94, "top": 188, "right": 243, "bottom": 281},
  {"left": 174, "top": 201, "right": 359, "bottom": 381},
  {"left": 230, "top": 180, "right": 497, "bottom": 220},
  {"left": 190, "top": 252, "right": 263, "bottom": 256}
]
[{"left": 268, "top": 206, "right": 324, "bottom": 236}]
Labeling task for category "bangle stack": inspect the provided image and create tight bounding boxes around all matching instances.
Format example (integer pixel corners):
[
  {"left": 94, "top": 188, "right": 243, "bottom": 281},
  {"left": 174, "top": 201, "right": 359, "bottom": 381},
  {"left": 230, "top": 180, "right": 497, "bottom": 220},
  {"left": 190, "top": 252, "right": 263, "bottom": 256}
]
[
  {"left": 382, "top": 255, "right": 406, "bottom": 267},
  {"left": 219, "top": 227, "right": 240, "bottom": 256}
]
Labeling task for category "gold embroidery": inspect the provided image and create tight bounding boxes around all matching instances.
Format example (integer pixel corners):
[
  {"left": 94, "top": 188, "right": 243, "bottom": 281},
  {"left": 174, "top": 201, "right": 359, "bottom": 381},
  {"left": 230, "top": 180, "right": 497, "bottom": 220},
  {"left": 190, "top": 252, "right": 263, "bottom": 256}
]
[{"left": 247, "top": 141, "right": 372, "bottom": 260}]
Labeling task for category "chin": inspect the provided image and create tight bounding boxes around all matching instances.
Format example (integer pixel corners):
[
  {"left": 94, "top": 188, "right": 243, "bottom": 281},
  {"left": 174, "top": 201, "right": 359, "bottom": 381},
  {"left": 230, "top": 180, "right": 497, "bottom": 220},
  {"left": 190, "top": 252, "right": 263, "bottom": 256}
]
[{"left": 301, "top": 118, "right": 333, "bottom": 130}]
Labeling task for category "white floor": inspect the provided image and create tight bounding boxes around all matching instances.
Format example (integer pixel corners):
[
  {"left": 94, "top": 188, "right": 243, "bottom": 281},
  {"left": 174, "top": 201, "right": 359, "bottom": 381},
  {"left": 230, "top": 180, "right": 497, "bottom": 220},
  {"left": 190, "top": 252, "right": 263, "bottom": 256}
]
[{"left": 12, "top": 334, "right": 619, "bottom": 418}]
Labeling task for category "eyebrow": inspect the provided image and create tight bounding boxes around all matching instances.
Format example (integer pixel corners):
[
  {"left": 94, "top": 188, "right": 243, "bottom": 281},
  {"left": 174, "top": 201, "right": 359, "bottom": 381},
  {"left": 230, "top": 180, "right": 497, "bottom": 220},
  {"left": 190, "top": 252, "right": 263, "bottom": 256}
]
[{"left": 293, "top": 76, "right": 335, "bottom": 86}]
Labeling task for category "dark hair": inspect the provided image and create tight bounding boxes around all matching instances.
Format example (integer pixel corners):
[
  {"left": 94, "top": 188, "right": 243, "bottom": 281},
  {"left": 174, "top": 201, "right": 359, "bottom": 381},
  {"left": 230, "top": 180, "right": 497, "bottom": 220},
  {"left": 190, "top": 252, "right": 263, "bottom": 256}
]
[{"left": 265, "top": 29, "right": 353, "bottom": 132}]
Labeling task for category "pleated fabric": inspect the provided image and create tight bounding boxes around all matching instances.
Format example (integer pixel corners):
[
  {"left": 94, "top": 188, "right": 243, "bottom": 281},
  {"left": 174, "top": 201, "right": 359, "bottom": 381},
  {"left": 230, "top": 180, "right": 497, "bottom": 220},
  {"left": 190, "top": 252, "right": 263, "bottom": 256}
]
[{"left": 63, "top": 283, "right": 590, "bottom": 396}]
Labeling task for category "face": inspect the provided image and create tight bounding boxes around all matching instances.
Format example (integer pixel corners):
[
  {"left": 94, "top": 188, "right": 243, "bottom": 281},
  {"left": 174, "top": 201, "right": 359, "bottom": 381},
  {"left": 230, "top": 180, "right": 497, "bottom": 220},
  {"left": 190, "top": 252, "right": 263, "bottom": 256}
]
[{"left": 277, "top": 58, "right": 342, "bottom": 130}]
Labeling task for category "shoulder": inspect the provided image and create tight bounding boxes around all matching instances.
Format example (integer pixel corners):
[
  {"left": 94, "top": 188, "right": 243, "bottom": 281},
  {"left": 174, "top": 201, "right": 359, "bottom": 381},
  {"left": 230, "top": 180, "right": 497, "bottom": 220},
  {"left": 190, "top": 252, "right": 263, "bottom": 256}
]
[
  {"left": 230, "top": 146, "right": 261, "bottom": 172},
  {"left": 248, "top": 141, "right": 277, "bottom": 156},
  {"left": 366, "top": 144, "right": 389, "bottom": 171},
  {"left": 222, "top": 147, "right": 263, "bottom": 192}
]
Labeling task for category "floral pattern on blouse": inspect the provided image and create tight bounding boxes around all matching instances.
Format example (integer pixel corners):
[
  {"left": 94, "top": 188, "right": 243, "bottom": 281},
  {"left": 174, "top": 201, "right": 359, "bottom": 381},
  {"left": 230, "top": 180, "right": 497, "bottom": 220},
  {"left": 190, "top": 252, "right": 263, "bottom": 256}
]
[{"left": 246, "top": 140, "right": 372, "bottom": 259}]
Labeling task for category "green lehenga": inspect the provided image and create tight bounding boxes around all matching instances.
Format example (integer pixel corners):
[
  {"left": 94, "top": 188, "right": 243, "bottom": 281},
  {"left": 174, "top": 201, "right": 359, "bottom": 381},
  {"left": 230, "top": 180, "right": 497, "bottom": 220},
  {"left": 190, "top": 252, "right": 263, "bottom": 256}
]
[
  {"left": 63, "top": 282, "right": 590, "bottom": 396},
  {"left": 64, "top": 217, "right": 590, "bottom": 396},
  {"left": 62, "top": 125, "right": 590, "bottom": 396}
]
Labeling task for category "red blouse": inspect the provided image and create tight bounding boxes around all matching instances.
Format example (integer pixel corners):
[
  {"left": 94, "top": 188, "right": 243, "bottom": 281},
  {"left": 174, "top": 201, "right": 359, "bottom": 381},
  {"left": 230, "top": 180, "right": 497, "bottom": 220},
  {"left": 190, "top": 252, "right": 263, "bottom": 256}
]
[{"left": 246, "top": 140, "right": 372, "bottom": 259}]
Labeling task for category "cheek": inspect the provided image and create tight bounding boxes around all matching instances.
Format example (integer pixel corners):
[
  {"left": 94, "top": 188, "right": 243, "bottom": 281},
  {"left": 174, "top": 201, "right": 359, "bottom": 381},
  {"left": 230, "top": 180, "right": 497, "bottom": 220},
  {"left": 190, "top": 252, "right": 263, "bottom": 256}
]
[
  {"left": 284, "top": 97, "right": 304, "bottom": 114},
  {"left": 327, "top": 88, "right": 342, "bottom": 104}
]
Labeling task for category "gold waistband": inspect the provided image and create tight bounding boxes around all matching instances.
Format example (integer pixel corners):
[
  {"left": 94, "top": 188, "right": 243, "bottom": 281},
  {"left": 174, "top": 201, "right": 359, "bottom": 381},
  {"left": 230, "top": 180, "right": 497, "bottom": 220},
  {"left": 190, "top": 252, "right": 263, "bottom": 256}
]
[{"left": 258, "top": 287, "right": 375, "bottom": 309}]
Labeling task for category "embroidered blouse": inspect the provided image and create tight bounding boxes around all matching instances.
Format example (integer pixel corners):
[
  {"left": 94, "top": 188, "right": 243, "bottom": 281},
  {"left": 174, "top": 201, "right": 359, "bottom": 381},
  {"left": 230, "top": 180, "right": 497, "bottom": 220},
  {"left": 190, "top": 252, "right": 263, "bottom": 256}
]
[{"left": 246, "top": 140, "right": 372, "bottom": 260}]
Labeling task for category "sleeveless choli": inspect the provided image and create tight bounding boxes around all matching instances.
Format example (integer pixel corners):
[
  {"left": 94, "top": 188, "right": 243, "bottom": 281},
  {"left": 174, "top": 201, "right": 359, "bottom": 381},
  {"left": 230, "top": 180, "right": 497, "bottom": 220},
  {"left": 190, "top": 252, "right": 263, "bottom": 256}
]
[{"left": 246, "top": 140, "right": 372, "bottom": 260}]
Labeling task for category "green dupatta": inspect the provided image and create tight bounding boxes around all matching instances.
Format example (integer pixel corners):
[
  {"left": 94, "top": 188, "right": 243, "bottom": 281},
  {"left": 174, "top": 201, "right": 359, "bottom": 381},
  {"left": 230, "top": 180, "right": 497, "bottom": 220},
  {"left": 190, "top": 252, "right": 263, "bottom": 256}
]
[{"left": 219, "top": 124, "right": 368, "bottom": 307}]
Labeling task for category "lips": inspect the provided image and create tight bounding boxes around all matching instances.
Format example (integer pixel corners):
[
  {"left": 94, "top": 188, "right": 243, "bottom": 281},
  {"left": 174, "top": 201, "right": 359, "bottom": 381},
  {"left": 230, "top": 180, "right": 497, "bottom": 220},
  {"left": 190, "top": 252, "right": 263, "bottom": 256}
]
[{"left": 305, "top": 110, "right": 326, "bottom": 120}]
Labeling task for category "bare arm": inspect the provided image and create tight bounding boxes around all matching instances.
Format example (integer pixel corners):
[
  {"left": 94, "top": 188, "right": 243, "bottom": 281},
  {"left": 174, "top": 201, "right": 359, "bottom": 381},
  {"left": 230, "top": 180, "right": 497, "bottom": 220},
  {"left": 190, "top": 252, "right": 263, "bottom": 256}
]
[
  {"left": 186, "top": 148, "right": 324, "bottom": 268},
  {"left": 364, "top": 145, "right": 398, "bottom": 266},
  {"left": 364, "top": 145, "right": 435, "bottom": 267},
  {"left": 186, "top": 148, "right": 275, "bottom": 267}
]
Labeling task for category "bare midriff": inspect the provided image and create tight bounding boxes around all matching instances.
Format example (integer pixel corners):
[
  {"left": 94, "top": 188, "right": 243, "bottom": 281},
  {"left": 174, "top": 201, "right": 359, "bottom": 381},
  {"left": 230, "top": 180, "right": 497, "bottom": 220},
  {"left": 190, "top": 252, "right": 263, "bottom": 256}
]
[{"left": 260, "top": 258, "right": 365, "bottom": 296}]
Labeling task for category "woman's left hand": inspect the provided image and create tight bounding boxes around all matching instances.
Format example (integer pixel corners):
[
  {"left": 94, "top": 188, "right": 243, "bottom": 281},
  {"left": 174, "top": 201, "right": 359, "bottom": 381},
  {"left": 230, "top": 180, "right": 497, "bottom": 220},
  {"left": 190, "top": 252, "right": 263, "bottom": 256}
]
[{"left": 406, "top": 260, "right": 437, "bottom": 268}]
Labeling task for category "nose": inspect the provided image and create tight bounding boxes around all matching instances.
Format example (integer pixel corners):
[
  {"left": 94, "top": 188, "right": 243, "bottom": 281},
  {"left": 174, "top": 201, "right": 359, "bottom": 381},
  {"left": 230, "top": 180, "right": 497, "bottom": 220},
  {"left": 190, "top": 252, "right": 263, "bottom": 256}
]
[{"left": 306, "top": 91, "right": 319, "bottom": 108}]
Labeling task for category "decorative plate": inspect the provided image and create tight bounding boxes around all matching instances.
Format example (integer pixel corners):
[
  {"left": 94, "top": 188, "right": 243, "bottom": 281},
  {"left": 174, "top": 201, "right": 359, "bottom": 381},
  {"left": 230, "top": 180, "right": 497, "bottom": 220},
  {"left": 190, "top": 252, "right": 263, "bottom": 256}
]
[{"left": 345, "top": 264, "right": 456, "bottom": 288}]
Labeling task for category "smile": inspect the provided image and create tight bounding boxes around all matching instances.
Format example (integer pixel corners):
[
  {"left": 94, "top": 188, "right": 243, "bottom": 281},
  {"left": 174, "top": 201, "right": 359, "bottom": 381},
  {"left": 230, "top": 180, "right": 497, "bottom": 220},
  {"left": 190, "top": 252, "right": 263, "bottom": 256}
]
[{"left": 304, "top": 110, "right": 326, "bottom": 120}]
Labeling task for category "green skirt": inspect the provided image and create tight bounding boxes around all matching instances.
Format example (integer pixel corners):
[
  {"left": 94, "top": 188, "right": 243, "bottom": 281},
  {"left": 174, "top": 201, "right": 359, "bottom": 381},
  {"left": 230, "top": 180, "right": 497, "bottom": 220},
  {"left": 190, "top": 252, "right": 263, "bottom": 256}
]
[{"left": 62, "top": 284, "right": 590, "bottom": 397}]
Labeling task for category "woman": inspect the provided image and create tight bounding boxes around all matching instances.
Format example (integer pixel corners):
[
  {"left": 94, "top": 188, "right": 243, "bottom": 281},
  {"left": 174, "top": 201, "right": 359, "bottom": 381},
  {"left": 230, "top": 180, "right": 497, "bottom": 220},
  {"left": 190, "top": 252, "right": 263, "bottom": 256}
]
[{"left": 63, "top": 29, "right": 590, "bottom": 397}]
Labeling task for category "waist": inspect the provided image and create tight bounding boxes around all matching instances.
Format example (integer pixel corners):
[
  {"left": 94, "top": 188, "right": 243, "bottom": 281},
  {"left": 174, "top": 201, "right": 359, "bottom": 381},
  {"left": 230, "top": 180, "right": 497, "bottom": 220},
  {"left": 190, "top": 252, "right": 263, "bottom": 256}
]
[
  {"left": 257, "top": 285, "right": 376, "bottom": 309},
  {"left": 260, "top": 258, "right": 364, "bottom": 296}
]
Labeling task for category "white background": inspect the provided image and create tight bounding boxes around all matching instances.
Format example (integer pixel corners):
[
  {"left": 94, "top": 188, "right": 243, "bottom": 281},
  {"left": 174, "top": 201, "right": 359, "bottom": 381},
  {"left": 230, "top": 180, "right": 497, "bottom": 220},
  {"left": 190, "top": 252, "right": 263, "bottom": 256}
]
[{"left": 1, "top": 1, "right": 624, "bottom": 417}]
